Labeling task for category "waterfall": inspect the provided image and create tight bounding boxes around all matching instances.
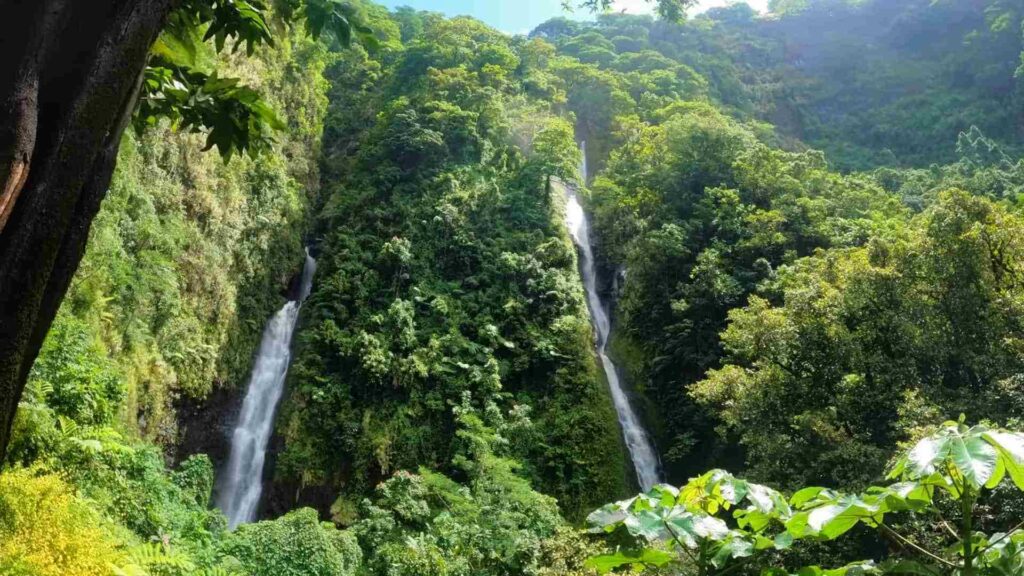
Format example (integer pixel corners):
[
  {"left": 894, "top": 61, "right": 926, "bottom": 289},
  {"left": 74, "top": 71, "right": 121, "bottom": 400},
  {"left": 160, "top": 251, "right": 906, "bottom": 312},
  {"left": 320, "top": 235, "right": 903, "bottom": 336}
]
[
  {"left": 563, "top": 186, "right": 661, "bottom": 491},
  {"left": 579, "top": 139, "right": 588, "bottom": 183},
  {"left": 218, "top": 249, "right": 317, "bottom": 528}
]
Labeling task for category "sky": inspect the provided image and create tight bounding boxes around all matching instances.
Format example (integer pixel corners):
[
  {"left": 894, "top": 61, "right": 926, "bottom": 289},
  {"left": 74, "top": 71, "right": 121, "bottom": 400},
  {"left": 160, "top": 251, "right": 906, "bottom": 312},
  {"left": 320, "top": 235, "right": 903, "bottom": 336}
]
[{"left": 376, "top": 0, "right": 770, "bottom": 35}]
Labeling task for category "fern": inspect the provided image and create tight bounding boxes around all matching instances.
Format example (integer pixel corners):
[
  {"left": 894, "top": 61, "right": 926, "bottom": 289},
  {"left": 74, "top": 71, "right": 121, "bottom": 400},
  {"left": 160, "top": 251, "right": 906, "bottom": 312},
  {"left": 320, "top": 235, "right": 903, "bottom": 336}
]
[
  {"left": 118, "top": 541, "right": 197, "bottom": 575},
  {"left": 21, "top": 378, "right": 53, "bottom": 405}
]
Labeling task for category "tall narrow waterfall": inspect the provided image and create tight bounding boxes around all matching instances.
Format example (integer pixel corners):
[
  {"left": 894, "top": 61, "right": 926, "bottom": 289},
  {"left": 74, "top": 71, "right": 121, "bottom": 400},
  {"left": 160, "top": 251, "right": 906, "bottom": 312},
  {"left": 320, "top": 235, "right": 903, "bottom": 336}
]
[
  {"left": 579, "top": 139, "right": 588, "bottom": 183},
  {"left": 218, "top": 249, "right": 317, "bottom": 528},
  {"left": 564, "top": 188, "right": 661, "bottom": 490}
]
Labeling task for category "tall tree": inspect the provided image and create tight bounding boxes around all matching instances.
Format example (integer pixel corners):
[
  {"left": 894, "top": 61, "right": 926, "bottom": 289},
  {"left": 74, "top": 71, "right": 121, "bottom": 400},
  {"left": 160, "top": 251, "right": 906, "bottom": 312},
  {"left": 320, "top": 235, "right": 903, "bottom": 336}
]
[{"left": 0, "top": 0, "right": 175, "bottom": 463}]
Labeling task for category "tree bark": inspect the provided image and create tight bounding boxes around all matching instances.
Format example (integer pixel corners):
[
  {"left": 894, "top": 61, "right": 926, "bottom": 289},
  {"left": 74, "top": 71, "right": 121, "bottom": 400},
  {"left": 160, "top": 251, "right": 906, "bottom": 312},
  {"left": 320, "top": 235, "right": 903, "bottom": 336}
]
[{"left": 0, "top": 0, "right": 175, "bottom": 460}]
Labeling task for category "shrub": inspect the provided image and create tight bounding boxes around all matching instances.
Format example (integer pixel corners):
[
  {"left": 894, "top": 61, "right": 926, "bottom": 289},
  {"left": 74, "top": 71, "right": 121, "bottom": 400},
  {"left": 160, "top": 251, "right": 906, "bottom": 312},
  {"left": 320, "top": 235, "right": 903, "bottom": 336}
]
[
  {"left": 221, "top": 508, "right": 361, "bottom": 576},
  {"left": 0, "top": 468, "right": 129, "bottom": 576}
]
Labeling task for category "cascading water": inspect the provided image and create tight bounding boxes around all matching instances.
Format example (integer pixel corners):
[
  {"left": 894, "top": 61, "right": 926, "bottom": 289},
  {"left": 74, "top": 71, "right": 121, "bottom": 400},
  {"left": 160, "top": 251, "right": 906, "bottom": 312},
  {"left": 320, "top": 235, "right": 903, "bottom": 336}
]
[
  {"left": 218, "top": 249, "right": 316, "bottom": 528},
  {"left": 579, "top": 139, "right": 588, "bottom": 184},
  {"left": 564, "top": 144, "right": 661, "bottom": 490}
]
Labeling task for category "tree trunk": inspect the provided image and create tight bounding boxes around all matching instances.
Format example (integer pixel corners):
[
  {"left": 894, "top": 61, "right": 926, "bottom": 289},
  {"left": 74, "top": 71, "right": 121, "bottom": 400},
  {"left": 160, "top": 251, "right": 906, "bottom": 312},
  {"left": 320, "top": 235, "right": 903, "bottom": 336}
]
[{"left": 0, "top": 0, "right": 174, "bottom": 461}]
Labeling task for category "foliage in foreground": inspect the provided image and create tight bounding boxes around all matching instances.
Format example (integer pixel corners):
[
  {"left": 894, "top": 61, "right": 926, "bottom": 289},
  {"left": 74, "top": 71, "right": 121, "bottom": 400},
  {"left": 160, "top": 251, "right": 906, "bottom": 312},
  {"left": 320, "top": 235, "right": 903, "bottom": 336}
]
[
  {"left": 587, "top": 419, "right": 1024, "bottom": 576},
  {"left": 0, "top": 469, "right": 129, "bottom": 576}
]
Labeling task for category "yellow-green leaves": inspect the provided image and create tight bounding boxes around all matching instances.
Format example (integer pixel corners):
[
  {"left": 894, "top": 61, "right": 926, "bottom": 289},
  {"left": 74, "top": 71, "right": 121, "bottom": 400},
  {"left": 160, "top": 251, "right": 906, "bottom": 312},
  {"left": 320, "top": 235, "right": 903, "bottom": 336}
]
[
  {"left": 680, "top": 469, "right": 791, "bottom": 518},
  {"left": 586, "top": 473, "right": 792, "bottom": 574}
]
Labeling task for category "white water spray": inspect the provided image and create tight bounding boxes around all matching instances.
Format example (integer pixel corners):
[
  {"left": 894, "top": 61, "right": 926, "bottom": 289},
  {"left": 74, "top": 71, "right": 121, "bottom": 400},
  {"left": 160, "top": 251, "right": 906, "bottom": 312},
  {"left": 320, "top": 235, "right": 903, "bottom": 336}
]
[
  {"left": 563, "top": 178, "right": 661, "bottom": 490},
  {"left": 218, "top": 249, "right": 316, "bottom": 528}
]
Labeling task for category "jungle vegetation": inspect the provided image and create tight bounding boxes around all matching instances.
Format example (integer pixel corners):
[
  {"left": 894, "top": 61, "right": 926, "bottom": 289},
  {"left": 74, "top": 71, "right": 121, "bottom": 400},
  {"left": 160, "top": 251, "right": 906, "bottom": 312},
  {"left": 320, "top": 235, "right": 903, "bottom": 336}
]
[{"left": 7, "top": 1, "right": 1024, "bottom": 575}]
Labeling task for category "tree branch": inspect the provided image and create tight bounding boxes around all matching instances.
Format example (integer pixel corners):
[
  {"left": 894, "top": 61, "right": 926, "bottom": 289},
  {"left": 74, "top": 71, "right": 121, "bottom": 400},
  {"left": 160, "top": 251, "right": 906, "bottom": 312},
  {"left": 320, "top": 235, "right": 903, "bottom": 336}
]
[
  {"left": 976, "top": 518, "right": 1024, "bottom": 556},
  {"left": 663, "top": 520, "right": 701, "bottom": 566},
  {"left": 875, "top": 521, "right": 958, "bottom": 569},
  {"left": 931, "top": 506, "right": 961, "bottom": 540}
]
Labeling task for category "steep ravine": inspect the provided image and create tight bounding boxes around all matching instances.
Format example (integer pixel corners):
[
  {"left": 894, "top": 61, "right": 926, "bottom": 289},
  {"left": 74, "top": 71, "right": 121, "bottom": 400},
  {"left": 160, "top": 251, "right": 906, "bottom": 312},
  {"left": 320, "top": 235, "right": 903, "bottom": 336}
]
[
  {"left": 563, "top": 184, "right": 662, "bottom": 490},
  {"left": 217, "top": 250, "right": 317, "bottom": 527}
]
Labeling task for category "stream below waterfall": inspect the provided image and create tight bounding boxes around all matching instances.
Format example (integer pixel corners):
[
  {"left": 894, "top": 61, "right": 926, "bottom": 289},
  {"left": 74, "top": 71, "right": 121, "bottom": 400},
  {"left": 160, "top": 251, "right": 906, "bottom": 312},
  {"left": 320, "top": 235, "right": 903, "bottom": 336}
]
[
  {"left": 217, "top": 249, "right": 317, "bottom": 528},
  {"left": 563, "top": 163, "right": 661, "bottom": 490}
]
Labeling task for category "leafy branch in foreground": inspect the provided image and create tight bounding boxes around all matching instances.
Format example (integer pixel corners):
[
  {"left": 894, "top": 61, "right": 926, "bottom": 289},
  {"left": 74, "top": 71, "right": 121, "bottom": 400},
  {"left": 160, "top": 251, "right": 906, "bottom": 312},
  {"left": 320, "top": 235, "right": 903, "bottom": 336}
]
[
  {"left": 136, "top": 0, "right": 376, "bottom": 160},
  {"left": 587, "top": 418, "right": 1024, "bottom": 576},
  {"left": 587, "top": 469, "right": 795, "bottom": 574},
  {"left": 136, "top": 59, "right": 286, "bottom": 160}
]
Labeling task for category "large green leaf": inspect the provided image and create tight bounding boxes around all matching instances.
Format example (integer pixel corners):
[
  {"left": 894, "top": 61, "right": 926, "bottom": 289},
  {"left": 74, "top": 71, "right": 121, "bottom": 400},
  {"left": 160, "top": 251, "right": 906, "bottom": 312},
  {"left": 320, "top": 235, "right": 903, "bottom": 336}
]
[
  {"left": 680, "top": 469, "right": 790, "bottom": 519},
  {"left": 951, "top": 432, "right": 998, "bottom": 488},
  {"left": 626, "top": 509, "right": 672, "bottom": 540},
  {"left": 587, "top": 503, "right": 629, "bottom": 532},
  {"left": 585, "top": 548, "right": 675, "bottom": 574},
  {"left": 787, "top": 492, "right": 883, "bottom": 540},
  {"left": 586, "top": 469, "right": 797, "bottom": 576},
  {"left": 663, "top": 508, "right": 729, "bottom": 547},
  {"left": 151, "top": 31, "right": 199, "bottom": 68},
  {"left": 865, "top": 482, "right": 933, "bottom": 514},
  {"left": 909, "top": 436, "right": 945, "bottom": 476},
  {"left": 985, "top": 430, "right": 1024, "bottom": 490},
  {"left": 710, "top": 535, "right": 755, "bottom": 568},
  {"left": 891, "top": 421, "right": 1019, "bottom": 491},
  {"left": 791, "top": 487, "right": 827, "bottom": 507}
]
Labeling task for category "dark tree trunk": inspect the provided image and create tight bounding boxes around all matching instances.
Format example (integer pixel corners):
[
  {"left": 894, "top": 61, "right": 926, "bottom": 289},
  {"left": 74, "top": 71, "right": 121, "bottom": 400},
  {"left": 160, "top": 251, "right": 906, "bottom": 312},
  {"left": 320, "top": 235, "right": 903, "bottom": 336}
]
[{"left": 0, "top": 0, "right": 174, "bottom": 461}]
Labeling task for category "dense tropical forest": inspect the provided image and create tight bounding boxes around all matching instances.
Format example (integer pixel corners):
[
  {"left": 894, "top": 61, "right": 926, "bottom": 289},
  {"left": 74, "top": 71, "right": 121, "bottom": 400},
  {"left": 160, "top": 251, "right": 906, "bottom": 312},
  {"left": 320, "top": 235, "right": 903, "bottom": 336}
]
[{"left": 6, "top": 0, "right": 1024, "bottom": 574}]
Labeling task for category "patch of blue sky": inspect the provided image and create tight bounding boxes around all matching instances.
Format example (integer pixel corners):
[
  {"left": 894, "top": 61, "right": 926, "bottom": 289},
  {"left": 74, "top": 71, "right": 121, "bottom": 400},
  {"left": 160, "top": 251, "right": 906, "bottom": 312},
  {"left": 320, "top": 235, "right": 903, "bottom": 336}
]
[{"left": 375, "top": 0, "right": 769, "bottom": 35}]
